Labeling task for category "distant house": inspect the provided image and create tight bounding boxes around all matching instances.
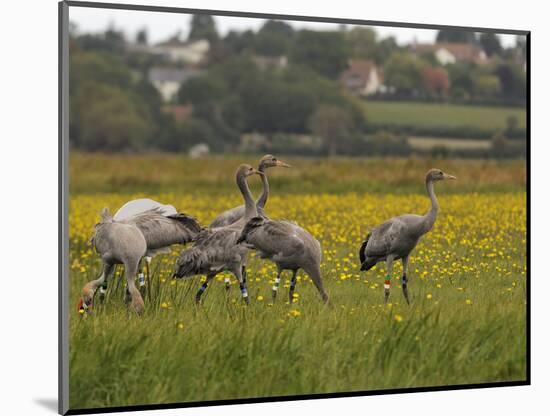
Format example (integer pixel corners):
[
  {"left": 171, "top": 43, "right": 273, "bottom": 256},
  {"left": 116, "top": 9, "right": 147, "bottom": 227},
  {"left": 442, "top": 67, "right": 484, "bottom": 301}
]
[
  {"left": 152, "top": 38, "right": 210, "bottom": 65},
  {"left": 411, "top": 42, "right": 487, "bottom": 66},
  {"left": 340, "top": 60, "right": 383, "bottom": 96},
  {"left": 252, "top": 55, "right": 288, "bottom": 71},
  {"left": 161, "top": 104, "right": 193, "bottom": 122},
  {"left": 148, "top": 67, "right": 202, "bottom": 102}
]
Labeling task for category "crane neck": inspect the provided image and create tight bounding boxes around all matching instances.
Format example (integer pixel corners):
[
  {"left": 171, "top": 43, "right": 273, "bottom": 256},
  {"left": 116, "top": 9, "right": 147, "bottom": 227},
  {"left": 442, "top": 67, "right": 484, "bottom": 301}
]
[
  {"left": 423, "top": 179, "right": 439, "bottom": 232},
  {"left": 256, "top": 165, "right": 269, "bottom": 210},
  {"left": 236, "top": 172, "right": 258, "bottom": 220}
]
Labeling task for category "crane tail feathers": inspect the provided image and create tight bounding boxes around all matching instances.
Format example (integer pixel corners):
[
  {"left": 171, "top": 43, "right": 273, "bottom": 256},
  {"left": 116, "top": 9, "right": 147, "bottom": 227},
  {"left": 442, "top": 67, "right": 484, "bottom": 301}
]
[
  {"left": 359, "top": 233, "right": 371, "bottom": 266},
  {"left": 360, "top": 258, "right": 377, "bottom": 272},
  {"left": 174, "top": 248, "right": 204, "bottom": 278},
  {"left": 167, "top": 213, "right": 203, "bottom": 235}
]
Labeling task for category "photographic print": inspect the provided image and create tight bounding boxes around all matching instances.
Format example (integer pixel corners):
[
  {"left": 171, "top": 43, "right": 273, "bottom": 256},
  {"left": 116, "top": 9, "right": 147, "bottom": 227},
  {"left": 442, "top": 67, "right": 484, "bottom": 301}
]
[{"left": 59, "top": 2, "right": 529, "bottom": 414}]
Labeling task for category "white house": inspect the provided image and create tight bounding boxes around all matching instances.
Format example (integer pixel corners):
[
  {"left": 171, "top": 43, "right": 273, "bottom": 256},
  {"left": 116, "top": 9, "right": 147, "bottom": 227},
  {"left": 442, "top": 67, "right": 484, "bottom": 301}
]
[
  {"left": 148, "top": 67, "right": 202, "bottom": 102},
  {"left": 340, "top": 60, "right": 383, "bottom": 96},
  {"left": 411, "top": 42, "right": 487, "bottom": 66},
  {"left": 152, "top": 38, "right": 210, "bottom": 65}
]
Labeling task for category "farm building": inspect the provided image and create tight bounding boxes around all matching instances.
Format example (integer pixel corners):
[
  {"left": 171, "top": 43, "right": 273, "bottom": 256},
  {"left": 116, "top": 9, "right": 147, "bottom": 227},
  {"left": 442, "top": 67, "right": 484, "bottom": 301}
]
[
  {"left": 340, "top": 60, "right": 384, "bottom": 96},
  {"left": 411, "top": 42, "right": 488, "bottom": 65},
  {"left": 148, "top": 67, "right": 203, "bottom": 102}
]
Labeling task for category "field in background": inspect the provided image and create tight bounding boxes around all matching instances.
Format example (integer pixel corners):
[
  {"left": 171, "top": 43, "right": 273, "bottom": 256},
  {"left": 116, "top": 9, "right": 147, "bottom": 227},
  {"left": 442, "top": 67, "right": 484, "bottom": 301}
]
[
  {"left": 408, "top": 137, "right": 492, "bottom": 151},
  {"left": 363, "top": 101, "right": 526, "bottom": 131},
  {"left": 70, "top": 153, "right": 526, "bottom": 195},
  {"left": 68, "top": 155, "right": 527, "bottom": 410}
]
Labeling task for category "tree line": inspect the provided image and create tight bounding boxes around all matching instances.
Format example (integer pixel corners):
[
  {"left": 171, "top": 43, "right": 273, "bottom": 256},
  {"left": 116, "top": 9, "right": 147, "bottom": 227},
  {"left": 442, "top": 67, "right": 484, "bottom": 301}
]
[{"left": 68, "top": 16, "right": 527, "bottom": 156}]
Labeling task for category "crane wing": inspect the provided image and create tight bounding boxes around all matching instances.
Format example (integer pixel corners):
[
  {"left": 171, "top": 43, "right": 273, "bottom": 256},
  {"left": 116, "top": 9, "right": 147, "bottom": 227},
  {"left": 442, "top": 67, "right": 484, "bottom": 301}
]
[
  {"left": 176, "top": 226, "right": 245, "bottom": 277},
  {"left": 114, "top": 198, "right": 177, "bottom": 221},
  {"left": 365, "top": 219, "right": 405, "bottom": 258},
  {"left": 209, "top": 205, "right": 245, "bottom": 228},
  {"left": 121, "top": 208, "right": 201, "bottom": 250},
  {"left": 239, "top": 218, "right": 304, "bottom": 258}
]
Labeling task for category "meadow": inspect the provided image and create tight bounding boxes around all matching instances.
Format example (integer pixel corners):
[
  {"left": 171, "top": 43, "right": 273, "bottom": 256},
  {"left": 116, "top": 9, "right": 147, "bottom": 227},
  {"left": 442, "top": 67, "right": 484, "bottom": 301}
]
[
  {"left": 68, "top": 154, "right": 527, "bottom": 410},
  {"left": 363, "top": 101, "right": 526, "bottom": 131}
]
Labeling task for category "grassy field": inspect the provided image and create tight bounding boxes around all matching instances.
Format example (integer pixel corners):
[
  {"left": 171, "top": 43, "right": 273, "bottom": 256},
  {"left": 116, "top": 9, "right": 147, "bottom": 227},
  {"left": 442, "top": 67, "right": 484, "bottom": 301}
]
[
  {"left": 68, "top": 154, "right": 527, "bottom": 410},
  {"left": 363, "top": 101, "right": 526, "bottom": 131}
]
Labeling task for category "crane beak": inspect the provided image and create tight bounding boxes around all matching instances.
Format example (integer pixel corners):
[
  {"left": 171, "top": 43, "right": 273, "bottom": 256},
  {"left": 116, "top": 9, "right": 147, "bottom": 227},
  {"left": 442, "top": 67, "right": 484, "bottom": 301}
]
[
  {"left": 444, "top": 174, "right": 457, "bottom": 180},
  {"left": 252, "top": 169, "right": 265, "bottom": 176},
  {"left": 77, "top": 297, "right": 89, "bottom": 314},
  {"left": 276, "top": 160, "right": 291, "bottom": 168}
]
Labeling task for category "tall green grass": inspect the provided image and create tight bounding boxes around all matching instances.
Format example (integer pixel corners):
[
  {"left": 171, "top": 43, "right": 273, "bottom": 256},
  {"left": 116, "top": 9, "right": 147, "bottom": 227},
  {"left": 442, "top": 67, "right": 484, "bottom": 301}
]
[
  {"left": 68, "top": 156, "right": 526, "bottom": 410},
  {"left": 70, "top": 256, "right": 525, "bottom": 409}
]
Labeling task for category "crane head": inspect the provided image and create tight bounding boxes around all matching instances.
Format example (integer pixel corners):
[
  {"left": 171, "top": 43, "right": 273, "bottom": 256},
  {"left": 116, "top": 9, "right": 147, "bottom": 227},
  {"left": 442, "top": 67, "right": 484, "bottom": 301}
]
[
  {"left": 78, "top": 282, "right": 96, "bottom": 315},
  {"left": 237, "top": 164, "right": 264, "bottom": 178},
  {"left": 426, "top": 168, "right": 457, "bottom": 182},
  {"left": 259, "top": 154, "right": 291, "bottom": 169}
]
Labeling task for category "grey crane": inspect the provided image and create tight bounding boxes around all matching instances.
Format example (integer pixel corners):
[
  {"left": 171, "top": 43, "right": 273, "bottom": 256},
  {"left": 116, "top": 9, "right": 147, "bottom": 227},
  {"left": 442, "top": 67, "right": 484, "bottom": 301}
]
[
  {"left": 78, "top": 207, "right": 201, "bottom": 314},
  {"left": 209, "top": 155, "right": 291, "bottom": 228},
  {"left": 358, "top": 168, "right": 456, "bottom": 304},
  {"left": 173, "top": 164, "right": 263, "bottom": 304},
  {"left": 236, "top": 212, "right": 329, "bottom": 303},
  {"left": 209, "top": 154, "right": 290, "bottom": 291},
  {"left": 95, "top": 199, "right": 201, "bottom": 300}
]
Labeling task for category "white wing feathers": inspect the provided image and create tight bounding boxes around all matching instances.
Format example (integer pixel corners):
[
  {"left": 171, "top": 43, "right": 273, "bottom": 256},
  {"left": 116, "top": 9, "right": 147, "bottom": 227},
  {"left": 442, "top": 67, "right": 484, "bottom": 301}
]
[{"left": 114, "top": 198, "right": 177, "bottom": 221}]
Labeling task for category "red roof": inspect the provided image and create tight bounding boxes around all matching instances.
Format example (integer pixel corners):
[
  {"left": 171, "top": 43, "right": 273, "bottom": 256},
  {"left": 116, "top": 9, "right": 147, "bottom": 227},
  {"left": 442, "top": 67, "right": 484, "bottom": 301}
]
[
  {"left": 411, "top": 42, "right": 486, "bottom": 63},
  {"left": 162, "top": 104, "right": 193, "bottom": 122},
  {"left": 340, "top": 60, "right": 381, "bottom": 87}
]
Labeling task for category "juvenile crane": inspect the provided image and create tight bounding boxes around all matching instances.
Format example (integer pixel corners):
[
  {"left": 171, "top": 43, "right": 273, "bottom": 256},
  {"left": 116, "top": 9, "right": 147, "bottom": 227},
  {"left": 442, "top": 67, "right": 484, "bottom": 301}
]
[
  {"left": 209, "top": 155, "right": 290, "bottom": 228},
  {"left": 209, "top": 155, "right": 290, "bottom": 291},
  {"left": 236, "top": 168, "right": 328, "bottom": 303},
  {"left": 79, "top": 207, "right": 201, "bottom": 314},
  {"left": 173, "top": 164, "right": 263, "bottom": 304},
  {"left": 100, "top": 199, "right": 201, "bottom": 298},
  {"left": 359, "top": 168, "right": 456, "bottom": 304}
]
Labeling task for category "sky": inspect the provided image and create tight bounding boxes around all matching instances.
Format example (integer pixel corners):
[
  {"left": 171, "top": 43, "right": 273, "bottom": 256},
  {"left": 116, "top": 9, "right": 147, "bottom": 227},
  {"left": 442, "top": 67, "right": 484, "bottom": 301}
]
[{"left": 69, "top": 6, "right": 520, "bottom": 47}]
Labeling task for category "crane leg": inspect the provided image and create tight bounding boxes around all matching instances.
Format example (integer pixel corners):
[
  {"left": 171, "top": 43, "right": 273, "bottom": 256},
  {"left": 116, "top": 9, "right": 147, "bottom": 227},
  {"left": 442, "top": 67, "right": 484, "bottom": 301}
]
[
  {"left": 97, "top": 263, "right": 113, "bottom": 304},
  {"left": 401, "top": 256, "right": 410, "bottom": 305},
  {"left": 242, "top": 265, "right": 247, "bottom": 289},
  {"left": 235, "top": 266, "right": 249, "bottom": 304},
  {"left": 145, "top": 256, "right": 151, "bottom": 300},
  {"left": 384, "top": 256, "right": 396, "bottom": 303},
  {"left": 196, "top": 273, "right": 215, "bottom": 304},
  {"left": 272, "top": 270, "right": 282, "bottom": 300},
  {"left": 79, "top": 262, "right": 113, "bottom": 313},
  {"left": 289, "top": 270, "right": 298, "bottom": 303},
  {"left": 124, "top": 259, "right": 144, "bottom": 315},
  {"left": 137, "top": 261, "right": 146, "bottom": 299}
]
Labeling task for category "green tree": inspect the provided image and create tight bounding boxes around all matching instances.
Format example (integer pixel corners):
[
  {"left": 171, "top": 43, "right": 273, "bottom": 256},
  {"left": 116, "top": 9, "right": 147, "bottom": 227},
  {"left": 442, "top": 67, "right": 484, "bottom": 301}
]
[
  {"left": 188, "top": 14, "right": 218, "bottom": 42},
  {"left": 436, "top": 29, "right": 477, "bottom": 44},
  {"left": 345, "top": 28, "right": 400, "bottom": 65},
  {"left": 136, "top": 28, "right": 148, "bottom": 45},
  {"left": 308, "top": 105, "right": 354, "bottom": 156},
  {"left": 73, "top": 82, "right": 152, "bottom": 151},
  {"left": 291, "top": 30, "right": 350, "bottom": 78},
  {"left": 253, "top": 20, "right": 294, "bottom": 56},
  {"left": 384, "top": 52, "right": 427, "bottom": 94},
  {"left": 494, "top": 63, "right": 526, "bottom": 99},
  {"left": 70, "top": 51, "right": 132, "bottom": 95},
  {"left": 479, "top": 32, "right": 502, "bottom": 57},
  {"left": 346, "top": 27, "right": 377, "bottom": 58},
  {"left": 178, "top": 76, "right": 227, "bottom": 106},
  {"left": 474, "top": 74, "right": 501, "bottom": 97},
  {"left": 447, "top": 63, "right": 475, "bottom": 99}
]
